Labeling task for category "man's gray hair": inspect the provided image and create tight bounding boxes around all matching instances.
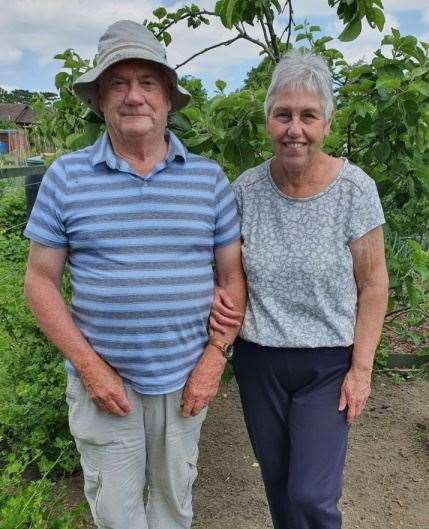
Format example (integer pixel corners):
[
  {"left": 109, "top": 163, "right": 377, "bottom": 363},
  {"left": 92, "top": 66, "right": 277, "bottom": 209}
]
[{"left": 264, "top": 49, "right": 334, "bottom": 121}]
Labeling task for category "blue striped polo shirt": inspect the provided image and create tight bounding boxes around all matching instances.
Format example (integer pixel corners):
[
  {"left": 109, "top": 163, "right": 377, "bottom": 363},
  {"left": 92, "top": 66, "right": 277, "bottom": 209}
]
[{"left": 24, "top": 130, "right": 240, "bottom": 394}]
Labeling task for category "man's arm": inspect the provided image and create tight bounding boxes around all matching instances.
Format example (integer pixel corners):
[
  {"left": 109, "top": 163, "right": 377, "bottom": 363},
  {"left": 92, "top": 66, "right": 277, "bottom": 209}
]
[
  {"left": 181, "top": 240, "right": 246, "bottom": 417},
  {"left": 24, "top": 242, "right": 131, "bottom": 416},
  {"left": 339, "top": 227, "right": 389, "bottom": 425}
]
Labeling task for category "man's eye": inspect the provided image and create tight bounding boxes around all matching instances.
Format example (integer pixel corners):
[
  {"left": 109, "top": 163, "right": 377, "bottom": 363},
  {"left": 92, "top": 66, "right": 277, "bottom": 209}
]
[{"left": 111, "top": 80, "right": 126, "bottom": 87}]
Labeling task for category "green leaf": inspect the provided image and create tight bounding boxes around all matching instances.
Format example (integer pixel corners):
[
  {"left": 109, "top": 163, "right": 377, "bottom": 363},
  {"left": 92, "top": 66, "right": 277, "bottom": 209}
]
[
  {"left": 225, "top": 0, "right": 238, "bottom": 28},
  {"left": 370, "top": 7, "right": 385, "bottom": 31},
  {"left": 338, "top": 19, "right": 362, "bottom": 42},
  {"left": 375, "top": 76, "right": 402, "bottom": 92},
  {"left": 168, "top": 112, "right": 192, "bottom": 131},
  {"left": 295, "top": 34, "right": 308, "bottom": 42},
  {"left": 374, "top": 141, "right": 391, "bottom": 163},
  {"left": 403, "top": 100, "right": 419, "bottom": 126},
  {"left": 294, "top": 24, "right": 304, "bottom": 31},
  {"left": 409, "top": 81, "right": 429, "bottom": 97},
  {"left": 153, "top": 7, "right": 167, "bottom": 19},
  {"left": 163, "top": 32, "right": 172, "bottom": 46},
  {"left": 272, "top": 0, "right": 282, "bottom": 13},
  {"left": 215, "top": 79, "right": 227, "bottom": 92},
  {"left": 54, "top": 72, "right": 68, "bottom": 90},
  {"left": 309, "top": 25, "right": 321, "bottom": 32}
]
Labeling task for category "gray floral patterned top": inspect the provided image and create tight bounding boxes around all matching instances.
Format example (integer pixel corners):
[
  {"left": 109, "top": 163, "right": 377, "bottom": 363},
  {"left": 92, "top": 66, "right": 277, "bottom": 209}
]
[{"left": 232, "top": 158, "right": 385, "bottom": 348}]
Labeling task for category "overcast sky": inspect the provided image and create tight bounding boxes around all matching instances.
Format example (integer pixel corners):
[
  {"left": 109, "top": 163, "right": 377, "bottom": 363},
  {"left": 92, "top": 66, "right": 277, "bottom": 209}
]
[{"left": 1, "top": 0, "right": 428, "bottom": 94}]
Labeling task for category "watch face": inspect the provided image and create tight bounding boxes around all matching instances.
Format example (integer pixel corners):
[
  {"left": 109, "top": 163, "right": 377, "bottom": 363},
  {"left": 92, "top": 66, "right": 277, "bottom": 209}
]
[{"left": 225, "top": 344, "right": 234, "bottom": 360}]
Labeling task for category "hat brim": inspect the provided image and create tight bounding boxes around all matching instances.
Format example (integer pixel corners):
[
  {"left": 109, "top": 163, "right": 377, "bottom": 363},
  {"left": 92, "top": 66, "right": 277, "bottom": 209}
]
[{"left": 73, "top": 54, "right": 191, "bottom": 117}]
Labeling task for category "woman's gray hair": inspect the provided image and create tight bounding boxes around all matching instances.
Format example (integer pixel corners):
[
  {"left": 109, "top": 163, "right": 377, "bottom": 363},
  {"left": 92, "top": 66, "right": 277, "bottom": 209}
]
[{"left": 264, "top": 49, "right": 334, "bottom": 121}]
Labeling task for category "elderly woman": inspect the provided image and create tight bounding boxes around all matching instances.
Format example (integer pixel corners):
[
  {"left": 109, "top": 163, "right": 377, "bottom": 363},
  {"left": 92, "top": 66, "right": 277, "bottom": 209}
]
[{"left": 211, "top": 50, "right": 389, "bottom": 529}]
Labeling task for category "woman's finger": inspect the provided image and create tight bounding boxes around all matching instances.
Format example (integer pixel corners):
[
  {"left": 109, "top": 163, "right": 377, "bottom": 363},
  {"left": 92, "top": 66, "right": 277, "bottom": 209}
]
[
  {"left": 209, "top": 316, "right": 226, "bottom": 334},
  {"left": 218, "top": 288, "right": 235, "bottom": 309},
  {"left": 211, "top": 311, "right": 241, "bottom": 327},
  {"left": 212, "top": 300, "right": 242, "bottom": 318}
]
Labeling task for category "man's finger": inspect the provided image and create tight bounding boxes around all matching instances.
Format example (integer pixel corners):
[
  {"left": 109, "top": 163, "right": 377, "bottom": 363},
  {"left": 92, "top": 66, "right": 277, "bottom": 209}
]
[
  {"left": 95, "top": 397, "right": 128, "bottom": 416},
  {"left": 190, "top": 400, "right": 208, "bottom": 416},
  {"left": 114, "top": 391, "right": 132, "bottom": 414},
  {"left": 181, "top": 397, "right": 194, "bottom": 418}
]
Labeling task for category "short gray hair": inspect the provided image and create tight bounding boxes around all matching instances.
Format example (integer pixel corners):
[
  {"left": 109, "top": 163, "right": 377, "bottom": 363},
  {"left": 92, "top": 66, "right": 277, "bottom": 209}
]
[{"left": 264, "top": 49, "right": 334, "bottom": 121}]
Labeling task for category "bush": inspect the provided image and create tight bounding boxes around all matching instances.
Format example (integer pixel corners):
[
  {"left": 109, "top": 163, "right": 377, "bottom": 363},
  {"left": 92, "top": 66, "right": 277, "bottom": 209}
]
[{"left": 0, "top": 188, "right": 78, "bottom": 474}]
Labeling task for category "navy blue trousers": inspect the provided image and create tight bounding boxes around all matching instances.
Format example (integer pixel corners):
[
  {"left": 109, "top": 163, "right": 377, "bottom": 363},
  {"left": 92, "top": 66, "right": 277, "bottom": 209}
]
[{"left": 232, "top": 338, "right": 352, "bottom": 529}]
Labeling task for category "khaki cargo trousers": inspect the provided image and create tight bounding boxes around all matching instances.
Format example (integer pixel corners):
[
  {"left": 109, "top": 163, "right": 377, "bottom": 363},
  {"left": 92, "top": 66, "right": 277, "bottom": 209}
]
[{"left": 66, "top": 374, "right": 207, "bottom": 529}]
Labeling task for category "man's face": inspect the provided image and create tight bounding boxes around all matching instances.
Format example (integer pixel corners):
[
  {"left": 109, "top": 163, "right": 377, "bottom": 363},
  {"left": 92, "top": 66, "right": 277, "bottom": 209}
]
[{"left": 98, "top": 59, "right": 171, "bottom": 142}]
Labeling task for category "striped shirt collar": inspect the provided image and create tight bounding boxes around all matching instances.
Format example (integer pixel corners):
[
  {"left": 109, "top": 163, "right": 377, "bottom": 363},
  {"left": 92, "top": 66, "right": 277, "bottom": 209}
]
[{"left": 89, "top": 129, "right": 187, "bottom": 170}]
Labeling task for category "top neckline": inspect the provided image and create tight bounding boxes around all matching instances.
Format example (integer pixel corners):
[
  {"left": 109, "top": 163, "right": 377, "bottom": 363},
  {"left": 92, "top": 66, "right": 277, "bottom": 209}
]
[{"left": 266, "top": 157, "right": 348, "bottom": 202}]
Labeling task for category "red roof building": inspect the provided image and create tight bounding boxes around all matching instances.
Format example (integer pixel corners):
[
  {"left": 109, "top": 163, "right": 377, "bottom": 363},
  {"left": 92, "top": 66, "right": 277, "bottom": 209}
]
[{"left": 0, "top": 103, "right": 37, "bottom": 125}]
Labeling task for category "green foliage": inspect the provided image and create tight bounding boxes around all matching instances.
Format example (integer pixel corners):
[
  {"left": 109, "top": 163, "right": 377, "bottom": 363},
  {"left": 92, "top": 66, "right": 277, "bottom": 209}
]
[
  {"left": 30, "top": 50, "right": 104, "bottom": 153},
  {"left": 0, "top": 87, "right": 57, "bottom": 105},
  {"left": 0, "top": 189, "right": 78, "bottom": 474},
  {"left": 178, "top": 75, "right": 208, "bottom": 109},
  {"left": 329, "top": 0, "right": 385, "bottom": 41},
  {"left": 170, "top": 85, "right": 269, "bottom": 180},
  {"left": 0, "top": 452, "right": 87, "bottom": 528}
]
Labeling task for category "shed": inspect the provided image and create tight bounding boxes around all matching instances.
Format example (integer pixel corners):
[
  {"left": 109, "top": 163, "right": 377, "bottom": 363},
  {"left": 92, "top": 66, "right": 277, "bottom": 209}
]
[
  {"left": 0, "top": 129, "right": 30, "bottom": 165},
  {"left": 0, "top": 103, "right": 37, "bottom": 126}
]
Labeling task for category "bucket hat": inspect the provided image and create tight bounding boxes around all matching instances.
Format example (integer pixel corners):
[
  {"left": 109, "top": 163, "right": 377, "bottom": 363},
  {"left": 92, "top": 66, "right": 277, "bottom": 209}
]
[{"left": 73, "top": 20, "right": 191, "bottom": 117}]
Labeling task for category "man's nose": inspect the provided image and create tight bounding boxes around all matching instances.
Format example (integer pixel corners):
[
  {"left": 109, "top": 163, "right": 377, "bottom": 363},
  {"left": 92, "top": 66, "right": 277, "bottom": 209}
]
[{"left": 124, "top": 81, "right": 145, "bottom": 105}]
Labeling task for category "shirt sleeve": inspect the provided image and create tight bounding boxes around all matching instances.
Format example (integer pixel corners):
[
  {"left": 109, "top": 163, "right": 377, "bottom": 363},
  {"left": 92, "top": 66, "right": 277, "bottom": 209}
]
[
  {"left": 213, "top": 168, "right": 241, "bottom": 248},
  {"left": 24, "top": 158, "right": 68, "bottom": 248},
  {"left": 347, "top": 177, "right": 385, "bottom": 242}
]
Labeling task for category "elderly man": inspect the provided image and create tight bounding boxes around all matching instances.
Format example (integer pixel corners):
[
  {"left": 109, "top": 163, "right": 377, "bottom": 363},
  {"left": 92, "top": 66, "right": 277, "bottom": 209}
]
[{"left": 24, "top": 20, "right": 245, "bottom": 529}]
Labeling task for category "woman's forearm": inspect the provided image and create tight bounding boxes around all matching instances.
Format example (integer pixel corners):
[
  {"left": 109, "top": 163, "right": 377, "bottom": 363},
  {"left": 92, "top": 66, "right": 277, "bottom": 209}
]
[{"left": 351, "top": 282, "right": 388, "bottom": 372}]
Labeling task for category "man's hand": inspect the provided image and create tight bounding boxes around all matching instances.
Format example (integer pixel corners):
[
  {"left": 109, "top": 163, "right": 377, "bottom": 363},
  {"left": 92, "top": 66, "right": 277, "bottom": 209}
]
[
  {"left": 181, "top": 346, "right": 226, "bottom": 417},
  {"left": 338, "top": 367, "right": 372, "bottom": 425},
  {"left": 80, "top": 359, "right": 132, "bottom": 416},
  {"left": 209, "top": 286, "right": 243, "bottom": 334}
]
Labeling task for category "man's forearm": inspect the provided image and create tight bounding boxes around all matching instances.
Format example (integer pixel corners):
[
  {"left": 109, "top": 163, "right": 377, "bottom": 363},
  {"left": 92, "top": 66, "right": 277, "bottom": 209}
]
[
  {"left": 24, "top": 274, "right": 103, "bottom": 376},
  {"left": 351, "top": 283, "right": 388, "bottom": 372}
]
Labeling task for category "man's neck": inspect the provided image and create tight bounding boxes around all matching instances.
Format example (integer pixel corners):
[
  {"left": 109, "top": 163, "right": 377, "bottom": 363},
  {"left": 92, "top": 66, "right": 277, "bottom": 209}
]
[{"left": 109, "top": 130, "right": 169, "bottom": 177}]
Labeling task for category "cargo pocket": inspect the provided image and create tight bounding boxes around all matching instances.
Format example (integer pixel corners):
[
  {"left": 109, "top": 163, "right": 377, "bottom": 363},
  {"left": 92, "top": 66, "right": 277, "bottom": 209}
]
[
  {"left": 81, "top": 457, "right": 103, "bottom": 525},
  {"left": 181, "top": 445, "right": 199, "bottom": 510}
]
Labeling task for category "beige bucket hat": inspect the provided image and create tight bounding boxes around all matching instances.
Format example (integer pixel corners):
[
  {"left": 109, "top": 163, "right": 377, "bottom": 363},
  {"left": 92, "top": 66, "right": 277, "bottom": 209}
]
[{"left": 73, "top": 20, "right": 191, "bottom": 117}]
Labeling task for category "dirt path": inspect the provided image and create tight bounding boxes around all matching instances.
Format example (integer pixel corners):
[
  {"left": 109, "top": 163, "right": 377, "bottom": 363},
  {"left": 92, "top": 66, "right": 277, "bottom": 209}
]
[
  {"left": 192, "top": 375, "right": 428, "bottom": 529},
  {"left": 68, "top": 375, "right": 428, "bottom": 528}
]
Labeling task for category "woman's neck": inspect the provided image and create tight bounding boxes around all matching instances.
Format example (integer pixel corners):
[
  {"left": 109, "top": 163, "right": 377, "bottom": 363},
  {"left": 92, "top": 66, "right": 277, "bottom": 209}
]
[{"left": 271, "top": 153, "right": 341, "bottom": 198}]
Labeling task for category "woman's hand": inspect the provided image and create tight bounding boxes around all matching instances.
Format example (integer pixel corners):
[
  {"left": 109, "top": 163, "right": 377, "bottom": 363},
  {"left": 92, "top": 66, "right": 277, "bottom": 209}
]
[
  {"left": 338, "top": 367, "right": 372, "bottom": 425},
  {"left": 209, "top": 286, "right": 243, "bottom": 335}
]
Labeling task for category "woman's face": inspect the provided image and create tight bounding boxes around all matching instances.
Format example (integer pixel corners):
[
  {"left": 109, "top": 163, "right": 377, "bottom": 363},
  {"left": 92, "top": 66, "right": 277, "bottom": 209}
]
[{"left": 266, "top": 88, "right": 330, "bottom": 171}]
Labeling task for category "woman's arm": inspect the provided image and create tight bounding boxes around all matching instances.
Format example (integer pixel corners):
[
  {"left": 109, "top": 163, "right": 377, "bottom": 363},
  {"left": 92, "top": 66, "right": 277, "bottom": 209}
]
[{"left": 339, "top": 226, "right": 389, "bottom": 424}]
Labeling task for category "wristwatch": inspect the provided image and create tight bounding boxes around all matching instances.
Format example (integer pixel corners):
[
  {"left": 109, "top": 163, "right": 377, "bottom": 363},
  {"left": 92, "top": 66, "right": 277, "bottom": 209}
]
[{"left": 208, "top": 338, "right": 233, "bottom": 360}]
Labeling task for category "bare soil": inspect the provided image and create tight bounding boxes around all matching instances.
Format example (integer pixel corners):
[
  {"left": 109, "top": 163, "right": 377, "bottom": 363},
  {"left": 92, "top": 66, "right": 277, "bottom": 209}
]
[{"left": 67, "top": 374, "right": 429, "bottom": 529}]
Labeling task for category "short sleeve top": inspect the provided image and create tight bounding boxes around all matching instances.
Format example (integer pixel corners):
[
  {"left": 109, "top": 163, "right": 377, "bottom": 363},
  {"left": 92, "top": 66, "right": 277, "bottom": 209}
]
[{"left": 232, "top": 158, "right": 385, "bottom": 348}]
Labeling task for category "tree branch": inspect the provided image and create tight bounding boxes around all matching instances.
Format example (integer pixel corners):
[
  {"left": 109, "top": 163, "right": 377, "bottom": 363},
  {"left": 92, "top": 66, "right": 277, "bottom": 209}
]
[
  {"left": 175, "top": 36, "right": 243, "bottom": 69},
  {"left": 156, "top": 10, "right": 217, "bottom": 37},
  {"left": 262, "top": 4, "right": 280, "bottom": 61},
  {"left": 279, "top": 0, "right": 295, "bottom": 48},
  {"left": 234, "top": 24, "right": 276, "bottom": 61},
  {"left": 258, "top": 15, "right": 272, "bottom": 49}
]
